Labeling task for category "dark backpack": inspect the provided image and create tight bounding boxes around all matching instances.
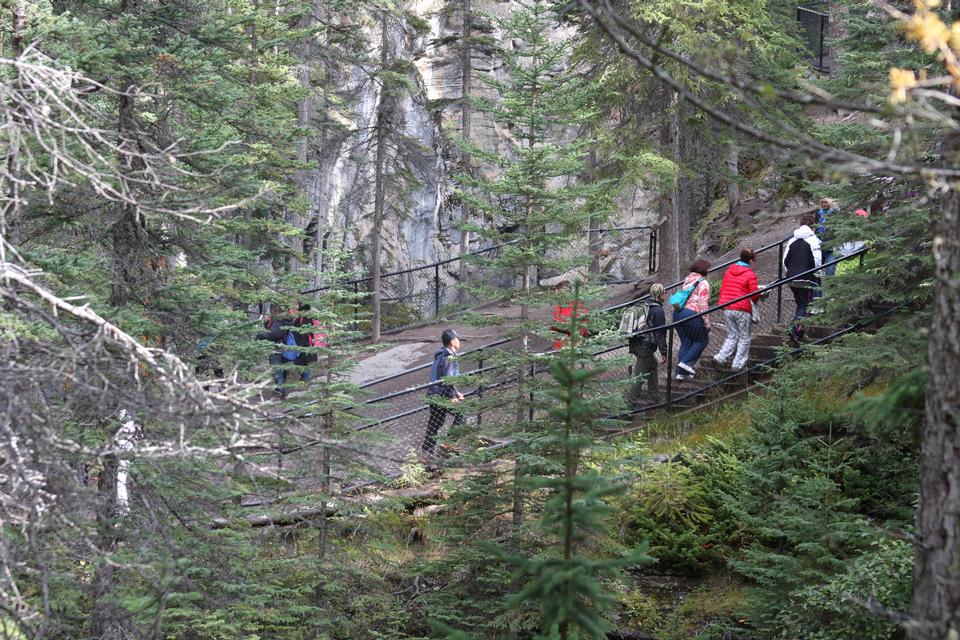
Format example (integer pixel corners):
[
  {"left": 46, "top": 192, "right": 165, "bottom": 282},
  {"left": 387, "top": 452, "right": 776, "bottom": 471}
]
[{"left": 627, "top": 302, "right": 659, "bottom": 355}]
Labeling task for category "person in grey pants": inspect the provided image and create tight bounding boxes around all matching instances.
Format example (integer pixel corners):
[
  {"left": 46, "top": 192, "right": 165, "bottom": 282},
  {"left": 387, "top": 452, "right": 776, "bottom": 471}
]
[{"left": 713, "top": 249, "right": 763, "bottom": 371}]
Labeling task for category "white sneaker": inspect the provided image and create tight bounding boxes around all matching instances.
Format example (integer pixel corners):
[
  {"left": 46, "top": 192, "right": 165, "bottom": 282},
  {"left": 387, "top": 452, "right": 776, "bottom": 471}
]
[
  {"left": 678, "top": 362, "right": 696, "bottom": 375},
  {"left": 676, "top": 372, "right": 693, "bottom": 380}
]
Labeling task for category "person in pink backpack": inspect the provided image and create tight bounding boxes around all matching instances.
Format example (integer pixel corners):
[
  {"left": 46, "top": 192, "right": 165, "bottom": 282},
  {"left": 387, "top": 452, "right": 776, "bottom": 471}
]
[{"left": 673, "top": 259, "right": 712, "bottom": 380}]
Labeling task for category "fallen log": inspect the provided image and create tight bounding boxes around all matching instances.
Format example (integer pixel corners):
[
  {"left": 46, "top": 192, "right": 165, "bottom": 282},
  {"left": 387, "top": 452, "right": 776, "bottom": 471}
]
[{"left": 212, "top": 503, "right": 337, "bottom": 529}]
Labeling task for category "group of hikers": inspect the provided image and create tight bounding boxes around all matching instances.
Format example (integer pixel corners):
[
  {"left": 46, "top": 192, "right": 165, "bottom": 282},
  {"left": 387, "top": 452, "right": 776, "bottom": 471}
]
[
  {"left": 256, "top": 302, "right": 326, "bottom": 399},
  {"left": 624, "top": 199, "right": 870, "bottom": 406},
  {"left": 248, "top": 200, "right": 868, "bottom": 455},
  {"left": 418, "top": 199, "right": 871, "bottom": 454}
]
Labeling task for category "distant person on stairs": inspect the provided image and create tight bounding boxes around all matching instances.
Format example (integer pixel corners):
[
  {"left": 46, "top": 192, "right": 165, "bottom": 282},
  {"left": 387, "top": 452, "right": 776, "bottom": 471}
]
[
  {"left": 673, "top": 259, "right": 712, "bottom": 380},
  {"left": 783, "top": 216, "right": 822, "bottom": 341},
  {"left": 834, "top": 208, "right": 870, "bottom": 276},
  {"left": 713, "top": 249, "right": 762, "bottom": 372},
  {"left": 257, "top": 301, "right": 313, "bottom": 398},
  {"left": 551, "top": 281, "right": 589, "bottom": 350},
  {"left": 626, "top": 283, "right": 668, "bottom": 407},
  {"left": 422, "top": 328, "right": 465, "bottom": 457},
  {"left": 816, "top": 197, "right": 838, "bottom": 276}
]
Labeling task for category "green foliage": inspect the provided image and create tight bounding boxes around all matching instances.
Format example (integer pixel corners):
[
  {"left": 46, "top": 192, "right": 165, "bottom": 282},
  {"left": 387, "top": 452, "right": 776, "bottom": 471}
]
[
  {"left": 775, "top": 539, "right": 912, "bottom": 640},
  {"left": 616, "top": 442, "right": 744, "bottom": 573}
]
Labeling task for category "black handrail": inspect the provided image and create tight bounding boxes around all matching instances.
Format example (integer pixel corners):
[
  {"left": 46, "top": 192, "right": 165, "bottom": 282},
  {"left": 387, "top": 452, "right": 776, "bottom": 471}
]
[
  {"left": 266, "top": 233, "right": 803, "bottom": 430},
  {"left": 353, "top": 234, "right": 792, "bottom": 392},
  {"left": 609, "top": 299, "right": 902, "bottom": 424},
  {"left": 347, "top": 246, "right": 868, "bottom": 428},
  {"left": 302, "top": 225, "right": 655, "bottom": 294}
]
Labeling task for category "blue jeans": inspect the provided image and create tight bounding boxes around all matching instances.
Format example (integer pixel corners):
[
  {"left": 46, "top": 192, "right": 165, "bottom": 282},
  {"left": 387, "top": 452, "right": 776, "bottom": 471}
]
[
  {"left": 814, "top": 251, "right": 835, "bottom": 299},
  {"left": 674, "top": 308, "right": 709, "bottom": 372},
  {"left": 269, "top": 353, "right": 310, "bottom": 388}
]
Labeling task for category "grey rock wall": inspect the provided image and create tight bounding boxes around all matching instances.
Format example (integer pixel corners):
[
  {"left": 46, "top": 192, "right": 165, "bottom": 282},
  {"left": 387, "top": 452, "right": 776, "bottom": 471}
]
[{"left": 309, "top": 1, "right": 658, "bottom": 283}]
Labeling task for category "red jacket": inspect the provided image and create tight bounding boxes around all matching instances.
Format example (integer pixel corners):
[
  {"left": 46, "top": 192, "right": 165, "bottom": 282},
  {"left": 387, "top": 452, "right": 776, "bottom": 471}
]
[
  {"left": 718, "top": 263, "right": 760, "bottom": 313},
  {"left": 552, "top": 303, "right": 588, "bottom": 349}
]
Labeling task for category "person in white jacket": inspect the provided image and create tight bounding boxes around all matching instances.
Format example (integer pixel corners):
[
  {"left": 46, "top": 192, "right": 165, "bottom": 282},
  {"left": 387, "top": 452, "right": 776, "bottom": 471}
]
[{"left": 783, "top": 216, "right": 822, "bottom": 321}]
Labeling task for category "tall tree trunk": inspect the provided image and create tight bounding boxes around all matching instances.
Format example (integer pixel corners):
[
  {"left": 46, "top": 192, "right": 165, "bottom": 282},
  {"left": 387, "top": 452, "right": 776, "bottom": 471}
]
[
  {"left": 2, "top": 0, "right": 27, "bottom": 256},
  {"left": 370, "top": 11, "right": 390, "bottom": 342},
  {"left": 89, "top": 424, "right": 130, "bottom": 639},
  {"left": 457, "top": 0, "right": 473, "bottom": 304},
  {"left": 512, "top": 32, "right": 539, "bottom": 530},
  {"left": 289, "top": 5, "right": 313, "bottom": 275},
  {"left": 588, "top": 149, "right": 601, "bottom": 274},
  {"left": 910, "top": 135, "right": 960, "bottom": 639},
  {"left": 657, "top": 92, "right": 680, "bottom": 284},
  {"left": 673, "top": 105, "right": 691, "bottom": 271},
  {"left": 727, "top": 142, "right": 740, "bottom": 215}
]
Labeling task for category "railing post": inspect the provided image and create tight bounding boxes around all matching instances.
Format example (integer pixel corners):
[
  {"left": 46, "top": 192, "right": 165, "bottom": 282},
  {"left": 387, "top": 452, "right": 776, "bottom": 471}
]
[
  {"left": 776, "top": 241, "right": 784, "bottom": 324},
  {"left": 477, "top": 349, "right": 484, "bottom": 426},
  {"left": 648, "top": 230, "right": 654, "bottom": 274},
  {"left": 353, "top": 281, "right": 359, "bottom": 332},
  {"left": 434, "top": 263, "right": 440, "bottom": 319},
  {"left": 529, "top": 362, "right": 535, "bottom": 422},
  {"left": 666, "top": 328, "right": 674, "bottom": 408}
]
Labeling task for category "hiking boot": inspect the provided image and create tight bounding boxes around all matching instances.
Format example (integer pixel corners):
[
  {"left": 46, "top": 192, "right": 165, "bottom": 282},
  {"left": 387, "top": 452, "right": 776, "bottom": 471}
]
[{"left": 712, "top": 356, "right": 728, "bottom": 367}]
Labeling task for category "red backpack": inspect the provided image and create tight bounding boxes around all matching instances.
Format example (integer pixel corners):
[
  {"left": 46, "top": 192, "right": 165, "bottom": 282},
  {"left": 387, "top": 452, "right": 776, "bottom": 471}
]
[{"left": 306, "top": 319, "right": 326, "bottom": 348}]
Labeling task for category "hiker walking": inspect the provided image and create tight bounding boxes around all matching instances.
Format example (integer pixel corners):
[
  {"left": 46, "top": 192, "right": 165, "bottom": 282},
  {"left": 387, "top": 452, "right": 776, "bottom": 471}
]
[
  {"left": 422, "top": 329, "right": 465, "bottom": 456},
  {"left": 257, "top": 302, "right": 315, "bottom": 398},
  {"left": 815, "top": 197, "right": 838, "bottom": 277},
  {"left": 672, "top": 259, "right": 712, "bottom": 380},
  {"left": 713, "top": 249, "right": 762, "bottom": 372},
  {"left": 624, "top": 283, "right": 668, "bottom": 407},
  {"left": 783, "top": 215, "right": 822, "bottom": 341}
]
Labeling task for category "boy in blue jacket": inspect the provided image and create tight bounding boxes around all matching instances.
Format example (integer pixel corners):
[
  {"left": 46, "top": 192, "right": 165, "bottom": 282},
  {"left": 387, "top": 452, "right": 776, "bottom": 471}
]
[{"left": 422, "top": 329, "right": 465, "bottom": 455}]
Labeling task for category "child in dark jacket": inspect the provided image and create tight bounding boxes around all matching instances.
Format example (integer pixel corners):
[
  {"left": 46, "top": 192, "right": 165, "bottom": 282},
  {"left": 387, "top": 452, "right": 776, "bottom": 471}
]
[{"left": 422, "top": 329, "right": 465, "bottom": 455}]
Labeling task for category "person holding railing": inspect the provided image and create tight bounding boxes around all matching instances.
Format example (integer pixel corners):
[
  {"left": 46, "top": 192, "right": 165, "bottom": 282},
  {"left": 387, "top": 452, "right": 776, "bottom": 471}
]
[
  {"left": 673, "top": 259, "right": 712, "bottom": 380},
  {"left": 783, "top": 215, "right": 822, "bottom": 342},
  {"left": 713, "top": 249, "right": 763, "bottom": 372}
]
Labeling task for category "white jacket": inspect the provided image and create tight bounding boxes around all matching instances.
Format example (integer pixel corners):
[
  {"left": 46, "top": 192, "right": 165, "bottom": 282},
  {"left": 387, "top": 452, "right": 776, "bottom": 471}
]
[{"left": 783, "top": 225, "right": 822, "bottom": 272}]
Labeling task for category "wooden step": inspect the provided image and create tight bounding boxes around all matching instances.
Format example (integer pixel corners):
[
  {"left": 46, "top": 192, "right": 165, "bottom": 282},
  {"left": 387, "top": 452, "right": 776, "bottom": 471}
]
[
  {"left": 749, "top": 345, "right": 779, "bottom": 361},
  {"left": 751, "top": 333, "right": 785, "bottom": 347}
]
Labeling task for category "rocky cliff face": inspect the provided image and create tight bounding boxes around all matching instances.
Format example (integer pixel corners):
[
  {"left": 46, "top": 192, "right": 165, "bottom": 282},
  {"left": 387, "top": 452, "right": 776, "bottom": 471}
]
[{"left": 309, "top": 2, "right": 658, "bottom": 283}]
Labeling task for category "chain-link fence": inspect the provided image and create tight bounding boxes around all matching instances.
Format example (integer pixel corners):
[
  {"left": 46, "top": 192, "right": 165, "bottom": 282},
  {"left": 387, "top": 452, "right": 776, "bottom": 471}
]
[
  {"left": 797, "top": 4, "right": 829, "bottom": 72},
  {"left": 305, "top": 227, "right": 657, "bottom": 335}
]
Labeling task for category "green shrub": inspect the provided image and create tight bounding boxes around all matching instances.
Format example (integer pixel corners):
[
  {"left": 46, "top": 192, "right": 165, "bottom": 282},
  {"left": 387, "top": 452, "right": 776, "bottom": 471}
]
[
  {"left": 775, "top": 538, "right": 912, "bottom": 640},
  {"left": 618, "top": 463, "right": 715, "bottom": 571}
]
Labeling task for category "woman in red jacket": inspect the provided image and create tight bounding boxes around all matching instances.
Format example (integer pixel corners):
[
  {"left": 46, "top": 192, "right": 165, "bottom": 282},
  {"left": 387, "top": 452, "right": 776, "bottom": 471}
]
[{"left": 713, "top": 249, "right": 763, "bottom": 371}]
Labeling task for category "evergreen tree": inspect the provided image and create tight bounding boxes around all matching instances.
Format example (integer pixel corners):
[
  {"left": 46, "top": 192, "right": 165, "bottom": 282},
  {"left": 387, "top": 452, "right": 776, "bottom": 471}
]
[
  {"left": 453, "top": 0, "right": 613, "bottom": 526},
  {"left": 503, "top": 285, "right": 649, "bottom": 640}
]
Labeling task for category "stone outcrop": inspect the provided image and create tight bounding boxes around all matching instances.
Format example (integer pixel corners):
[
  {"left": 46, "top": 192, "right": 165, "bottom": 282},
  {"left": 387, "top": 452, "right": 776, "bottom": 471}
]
[{"left": 307, "top": 2, "right": 658, "bottom": 284}]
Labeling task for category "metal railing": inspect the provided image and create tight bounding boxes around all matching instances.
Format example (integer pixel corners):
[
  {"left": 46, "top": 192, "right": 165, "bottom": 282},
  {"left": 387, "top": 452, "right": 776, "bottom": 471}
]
[
  {"left": 797, "top": 4, "right": 829, "bottom": 73},
  {"left": 302, "top": 226, "right": 657, "bottom": 335},
  {"left": 273, "top": 240, "right": 876, "bottom": 485}
]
